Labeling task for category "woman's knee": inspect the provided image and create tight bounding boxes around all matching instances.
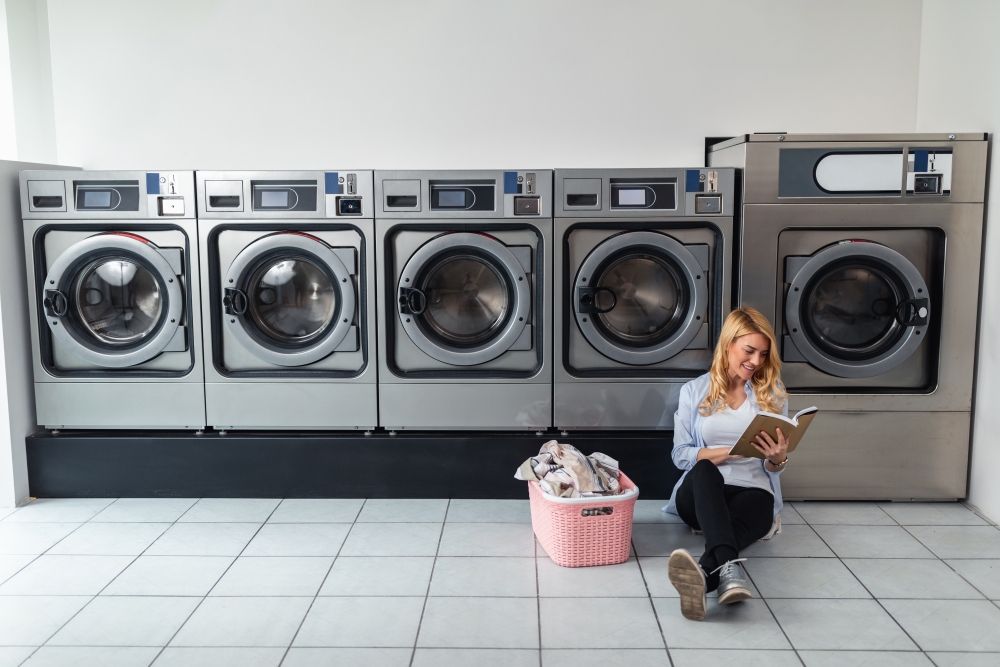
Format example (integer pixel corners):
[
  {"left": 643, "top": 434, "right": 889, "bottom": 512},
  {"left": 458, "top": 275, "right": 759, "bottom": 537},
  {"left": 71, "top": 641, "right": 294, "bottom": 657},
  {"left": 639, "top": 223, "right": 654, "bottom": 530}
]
[{"left": 691, "top": 458, "right": 721, "bottom": 481}]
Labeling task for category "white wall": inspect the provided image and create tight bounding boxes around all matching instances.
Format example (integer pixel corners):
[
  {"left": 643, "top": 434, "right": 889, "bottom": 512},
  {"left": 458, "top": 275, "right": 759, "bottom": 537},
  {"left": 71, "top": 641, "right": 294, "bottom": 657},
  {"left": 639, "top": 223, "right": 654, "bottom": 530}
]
[
  {"left": 917, "top": 0, "right": 1000, "bottom": 522},
  {"left": 6, "top": 0, "right": 56, "bottom": 163},
  {"left": 44, "top": 0, "right": 923, "bottom": 170}
]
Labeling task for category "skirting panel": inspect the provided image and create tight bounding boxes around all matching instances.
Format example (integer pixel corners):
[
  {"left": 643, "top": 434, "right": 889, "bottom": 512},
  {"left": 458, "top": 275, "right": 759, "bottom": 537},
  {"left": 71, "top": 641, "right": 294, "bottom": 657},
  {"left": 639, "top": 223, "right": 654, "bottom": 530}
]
[{"left": 26, "top": 431, "right": 682, "bottom": 499}]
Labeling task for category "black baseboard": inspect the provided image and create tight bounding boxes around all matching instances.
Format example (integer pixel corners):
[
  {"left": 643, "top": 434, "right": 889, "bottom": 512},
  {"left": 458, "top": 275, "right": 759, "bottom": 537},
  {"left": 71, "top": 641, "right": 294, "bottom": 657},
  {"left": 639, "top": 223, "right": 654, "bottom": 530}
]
[{"left": 26, "top": 430, "right": 682, "bottom": 500}]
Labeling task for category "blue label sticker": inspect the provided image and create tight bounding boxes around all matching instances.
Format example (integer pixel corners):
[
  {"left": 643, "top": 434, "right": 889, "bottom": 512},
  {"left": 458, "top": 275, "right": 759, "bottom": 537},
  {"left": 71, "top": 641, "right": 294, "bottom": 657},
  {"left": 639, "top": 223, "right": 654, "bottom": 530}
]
[
  {"left": 503, "top": 171, "right": 518, "bottom": 194},
  {"left": 685, "top": 170, "right": 701, "bottom": 193},
  {"left": 913, "top": 150, "right": 929, "bottom": 172},
  {"left": 146, "top": 173, "right": 160, "bottom": 195},
  {"left": 325, "top": 172, "right": 339, "bottom": 194}
]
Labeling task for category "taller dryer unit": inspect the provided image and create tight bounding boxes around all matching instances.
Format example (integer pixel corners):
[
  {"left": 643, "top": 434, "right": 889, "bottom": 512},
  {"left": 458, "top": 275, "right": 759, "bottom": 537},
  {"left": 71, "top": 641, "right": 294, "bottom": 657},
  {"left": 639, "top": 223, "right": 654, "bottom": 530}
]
[
  {"left": 21, "top": 170, "right": 205, "bottom": 429},
  {"left": 197, "top": 171, "right": 376, "bottom": 430},
  {"left": 375, "top": 170, "right": 552, "bottom": 430},
  {"left": 708, "top": 133, "right": 988, "bottom": 499},
  {"left": 554, "top": 168, "right": 736, "bottom": 430}
]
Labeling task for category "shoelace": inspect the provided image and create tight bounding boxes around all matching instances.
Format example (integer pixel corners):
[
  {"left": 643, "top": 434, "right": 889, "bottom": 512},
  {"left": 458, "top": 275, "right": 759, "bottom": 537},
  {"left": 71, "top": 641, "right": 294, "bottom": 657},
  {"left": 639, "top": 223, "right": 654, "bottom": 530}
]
[{"left": 710, "top": 558, "right": 747, "bottom": 577}]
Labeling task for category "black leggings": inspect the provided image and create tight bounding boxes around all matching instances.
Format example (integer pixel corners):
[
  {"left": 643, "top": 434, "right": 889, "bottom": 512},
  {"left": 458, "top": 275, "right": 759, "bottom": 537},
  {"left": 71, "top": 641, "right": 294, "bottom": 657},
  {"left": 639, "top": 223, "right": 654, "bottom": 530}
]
[{"left": 675, "top": 459, "right": 775, "bottom": 591}]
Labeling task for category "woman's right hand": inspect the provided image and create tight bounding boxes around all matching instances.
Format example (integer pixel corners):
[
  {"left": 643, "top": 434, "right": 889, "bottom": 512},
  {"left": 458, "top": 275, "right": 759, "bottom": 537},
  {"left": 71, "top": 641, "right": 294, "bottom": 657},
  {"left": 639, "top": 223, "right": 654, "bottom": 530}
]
[{"left": 697, "top": 447, "right": 741, "bottom": 465}]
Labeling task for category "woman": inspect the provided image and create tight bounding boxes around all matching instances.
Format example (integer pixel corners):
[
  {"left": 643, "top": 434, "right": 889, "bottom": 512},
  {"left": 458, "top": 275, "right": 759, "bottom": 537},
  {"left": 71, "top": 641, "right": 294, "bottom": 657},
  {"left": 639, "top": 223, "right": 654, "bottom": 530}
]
[{"left": 664, "top": 307, "right": 789, "bottom": 621}]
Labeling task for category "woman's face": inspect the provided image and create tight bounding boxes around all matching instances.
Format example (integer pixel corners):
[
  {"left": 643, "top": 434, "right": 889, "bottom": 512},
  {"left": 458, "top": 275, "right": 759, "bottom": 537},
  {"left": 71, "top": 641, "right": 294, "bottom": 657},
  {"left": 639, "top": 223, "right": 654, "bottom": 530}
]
[{"left": 727, "top": 332, "right": 770, "bottom": 382}]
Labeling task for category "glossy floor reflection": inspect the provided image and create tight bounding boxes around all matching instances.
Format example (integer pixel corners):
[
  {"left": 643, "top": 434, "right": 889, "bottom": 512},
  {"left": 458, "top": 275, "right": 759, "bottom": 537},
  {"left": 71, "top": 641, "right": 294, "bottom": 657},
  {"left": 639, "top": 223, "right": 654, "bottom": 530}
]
[{"left": 0, "top": 498, "right": 997, "bottom": 666}]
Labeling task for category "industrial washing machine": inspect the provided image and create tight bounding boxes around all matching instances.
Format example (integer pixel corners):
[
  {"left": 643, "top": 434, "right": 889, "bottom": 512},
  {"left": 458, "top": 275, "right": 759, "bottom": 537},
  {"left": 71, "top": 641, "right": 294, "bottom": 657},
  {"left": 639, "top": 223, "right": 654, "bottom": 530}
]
[
  {"left": 375, "top": 169, "right": 552, "bottom": 430},
  {"left": 197, "top": 171, "right": 376, "bottom": 430},
  {"left": 20, "top": 170, "right": 205, "bottom": 429},
  {"left": 708, "top": 133, "right": 988, "bottom": 499},
  {"left": 554, "top": 168, "right": 736, "bottom": 430}
]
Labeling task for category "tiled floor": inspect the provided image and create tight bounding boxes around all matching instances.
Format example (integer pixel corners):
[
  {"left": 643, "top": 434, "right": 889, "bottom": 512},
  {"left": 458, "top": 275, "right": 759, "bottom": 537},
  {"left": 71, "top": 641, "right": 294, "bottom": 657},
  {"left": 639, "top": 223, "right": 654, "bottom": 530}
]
[{"left": 0, "top": 498, "right": 998, "bottom": 666}]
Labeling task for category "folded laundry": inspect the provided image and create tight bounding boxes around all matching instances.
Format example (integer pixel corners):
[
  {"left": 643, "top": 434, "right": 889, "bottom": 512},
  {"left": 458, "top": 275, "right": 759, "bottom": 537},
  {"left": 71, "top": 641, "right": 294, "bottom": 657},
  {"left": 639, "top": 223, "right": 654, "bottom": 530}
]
[{"left": 515, "top": 440, "right": 622, "bottom": 498}]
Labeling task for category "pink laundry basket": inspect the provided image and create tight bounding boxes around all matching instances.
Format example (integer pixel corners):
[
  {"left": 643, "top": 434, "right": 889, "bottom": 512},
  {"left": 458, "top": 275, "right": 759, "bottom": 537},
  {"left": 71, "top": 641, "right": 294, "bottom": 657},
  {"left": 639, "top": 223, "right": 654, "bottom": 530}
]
[{"left": 528, "top": 472, "right": 640, "bottom": 568}]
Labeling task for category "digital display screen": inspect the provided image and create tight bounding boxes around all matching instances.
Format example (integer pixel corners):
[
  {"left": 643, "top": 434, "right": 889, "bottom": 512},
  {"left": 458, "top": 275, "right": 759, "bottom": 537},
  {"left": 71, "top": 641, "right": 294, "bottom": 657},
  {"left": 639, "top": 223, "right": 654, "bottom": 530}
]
[
  {"left": 261, "top": 190, "right": 289, "bottom": 208},
  {"left": 438, "top": 190, "right": 466, "bottom": 207},
  {"left": 618, "top": 189, "right": 646, "bottom": 206},
  {"left": 83, "top": 190, "right": 112, "bottom": 208}
]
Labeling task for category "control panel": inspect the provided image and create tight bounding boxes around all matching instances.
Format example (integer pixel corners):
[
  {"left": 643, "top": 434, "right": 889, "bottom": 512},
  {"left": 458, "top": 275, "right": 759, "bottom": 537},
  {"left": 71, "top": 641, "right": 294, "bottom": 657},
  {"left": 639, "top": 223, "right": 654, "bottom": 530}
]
[{"left": 554, "top": 168, "right": 735, "bottom": 218}]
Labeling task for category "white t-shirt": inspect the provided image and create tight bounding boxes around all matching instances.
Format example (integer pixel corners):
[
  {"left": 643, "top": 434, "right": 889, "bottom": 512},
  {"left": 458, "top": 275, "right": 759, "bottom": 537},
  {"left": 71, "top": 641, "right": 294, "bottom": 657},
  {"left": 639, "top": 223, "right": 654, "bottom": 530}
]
[{"left": 700, "top": 397, "right": 774, "bottom": 494}]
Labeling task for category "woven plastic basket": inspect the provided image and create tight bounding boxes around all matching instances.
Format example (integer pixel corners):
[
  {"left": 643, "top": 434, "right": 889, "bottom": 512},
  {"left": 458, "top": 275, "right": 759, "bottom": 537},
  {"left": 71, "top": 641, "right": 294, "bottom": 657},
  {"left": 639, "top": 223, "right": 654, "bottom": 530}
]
[{"left": 528, "top": 472, "right": 639, "bottom": 568}]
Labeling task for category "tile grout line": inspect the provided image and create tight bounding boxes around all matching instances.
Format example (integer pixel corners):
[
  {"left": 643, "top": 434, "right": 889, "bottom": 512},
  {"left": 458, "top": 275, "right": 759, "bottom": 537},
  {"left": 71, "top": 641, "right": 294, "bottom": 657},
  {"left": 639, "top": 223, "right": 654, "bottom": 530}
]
[
  {"left": 276, "top": 498, "right": 367, "bottom": 667},
  {"left": 144, "top": 498, "right": 284, "bottom": 665},
  {"left": 631, "top": 538, "right": 674, "bottom": 667},
  {"left": 408, "top": 499, "right": 449, "bottom": 667},
  {"left": 742, "top": 556, "right": 806, "bottom": 666}
]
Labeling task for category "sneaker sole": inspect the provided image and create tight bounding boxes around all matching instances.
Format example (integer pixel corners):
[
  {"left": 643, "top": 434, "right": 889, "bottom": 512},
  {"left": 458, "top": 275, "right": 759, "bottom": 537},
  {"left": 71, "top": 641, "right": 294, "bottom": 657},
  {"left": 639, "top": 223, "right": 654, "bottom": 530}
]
[
  {"left": 717, "top": 586, "right": 752, "bottom": 605},
  {"left": 668, "top": 549, "right": 706, "bottom": 621}
]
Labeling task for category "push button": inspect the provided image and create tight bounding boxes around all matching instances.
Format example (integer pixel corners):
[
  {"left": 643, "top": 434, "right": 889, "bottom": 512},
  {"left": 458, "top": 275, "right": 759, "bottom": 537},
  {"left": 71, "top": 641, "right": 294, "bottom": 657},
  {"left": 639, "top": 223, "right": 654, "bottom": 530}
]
[
  {"left": 158, "top": 197, "right": 185, "bottom": 216},
  {"left": 514, "top": 196, "right": 540, "bottom": 215},
  {"left": 695, "top": 195, "right": 721, "bottom": 214}
]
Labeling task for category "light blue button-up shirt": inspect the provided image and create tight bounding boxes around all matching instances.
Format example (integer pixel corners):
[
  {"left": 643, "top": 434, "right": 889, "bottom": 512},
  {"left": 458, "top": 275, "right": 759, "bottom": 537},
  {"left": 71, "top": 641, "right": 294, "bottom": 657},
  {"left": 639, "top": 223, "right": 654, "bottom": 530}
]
[{"left": 663, "top": 372, "right": 786, "bottom": 520}]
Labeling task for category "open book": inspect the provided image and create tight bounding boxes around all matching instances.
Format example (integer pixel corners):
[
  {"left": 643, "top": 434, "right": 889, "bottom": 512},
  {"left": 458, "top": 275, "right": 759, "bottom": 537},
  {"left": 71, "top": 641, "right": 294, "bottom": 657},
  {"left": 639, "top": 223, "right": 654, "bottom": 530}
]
[{"left": 728, "top": 407, "right": 819, "bottom": 459}]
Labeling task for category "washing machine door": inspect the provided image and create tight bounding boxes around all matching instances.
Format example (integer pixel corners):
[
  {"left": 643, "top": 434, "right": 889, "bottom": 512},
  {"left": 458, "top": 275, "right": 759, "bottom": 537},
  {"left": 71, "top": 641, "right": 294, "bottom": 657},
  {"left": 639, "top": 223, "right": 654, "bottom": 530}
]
[
  {"left": 573, "top": 231, "right": 708, "bottom": 366},
  {"left": 41, "top": 232, "right": 185, "bottom": 368},
  {"left": 397, "top": 232, "right": 532, "bottom": 366},
  {"left": 785, "top": 240, "right": 930, "bottom": 378},
  {"left": 223, "top": 232, "right": 356, "bottom": 367}
]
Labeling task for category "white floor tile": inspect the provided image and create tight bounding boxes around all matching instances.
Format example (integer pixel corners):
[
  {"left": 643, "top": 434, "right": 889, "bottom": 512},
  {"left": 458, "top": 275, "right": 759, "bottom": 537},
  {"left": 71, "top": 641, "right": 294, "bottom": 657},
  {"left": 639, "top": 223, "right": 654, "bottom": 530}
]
[
  {"left": 844, "top": 558, "right": 985, "bottom": 599},
  {"left": 541, "top": 597, "right": 663, "bottom": 649},
  {"left": 906, "top": 526, "right": 1000, "bottom": 559},
  {"left": 631, "top": 523, "right": 705, "bottom": 558},
  {"left": 2, "top": 498, "right": 115, "bottom": 524},
  {"left": 339, "top": 523, "right": 443, "bottom": 557},
  {"left": 419, "top": 596, "right": 539, "bottom": 649},
  {"left": 768, "top": 598, "right": 917, "bottom": 650},
  {"left": 946, "top": 559, "right": 1000, "bottom": 599},
  {"left": 283, "top": 647, "right": 412, "bottom": 667},
  {"left": 654, "top": 598, "right": 789, "bottom": 649},
  {"left": 878, "top": 502, "right": 989, "bottom": 526},
  {"left": 0, "top": 647, "right": 35, "bottom": 667},
  {"left": 791, "top": 502, "right": 896, "bottom": 525},
  {"left": 92, "top": 498, "right": 198, "bottom": 523},
  {"left": 446, "top": 499, "right": 532, "bottom": 524},
  {"left": 267, "top": 499, "right": 364, "bottom": 523},
  {"left": 356, "top": 499, "right": 448, "bottom": 523},
  {"left": 669, "top": 649, "right": 801, "bottom": 667},
  {"left": 537, "top": 556, "right": 647, "bottom": 597},
  {"left": 152, "top": 647, "right": 286, "bottom": 667},
  {"left": 798, "top": 651, "right": 933, "bottom": 666},
  {"left": 0, "top": 555, "right": 134, "bottom": 596},
  {"left": 925, "top": 652, "right": 1000, "bottom": 667},
  {"left": 47, "top": 596, "right": 200, "bottom": 647},
  {"left": 745, "top": 557, "right": 871, "bottom": 599},
  {"left": 811, "top": 525, "right": 935, "bottom": 559},
  {"left": 0, "top": 555, "right": 35, "bottom": 585},
  {"left": 881, "top": 598, "right": 1000, "bottom": 652},
  {"left": 319, "top": 556, "right": 434, "bottom": 596},
  {"left": 0, "top": 596, "right": 90, "bottom": 646},
  {"left": 209, "top": 557, "right": 333, "bottom": 596},
  {"left": 178, "top": 499, "right": 281, "bottom": 523},
  {"left": 241, "top": 524, "right": 350, "bottom": 557},
  {"left": 46, "top": 523, "right": 170, "bottom": 556},
  {"left": 437, "top": 523, "right": 535, "bottom": 557},
  {"left": 170, "top": 596, "right": 312, "bottom": 647},
  {"left": 293, "top": 596, "right": 424, "bottom": 648},
  {"left": 415, "top": 648, "right": 539, "bottom": 666},
  {"left": 101, "top": 556, "right": 233, "bottom": 596},
  {"left": 430, "top": 557, "right": 537, "bottom": 597},
  {"left": 0, "top": 523, "right": 80, "bottom": 555},
  {"left": 22, "top": 646, "right": 161, "bottom": 667},
  {"left": 740, "top": 524, "right": 835, "bottom": 558},
  {"left": 145, "top": 523, "right": 261, "bottom": 556},
  {"left": 631, "top": 501, "right": 685, "bottom": 524}
]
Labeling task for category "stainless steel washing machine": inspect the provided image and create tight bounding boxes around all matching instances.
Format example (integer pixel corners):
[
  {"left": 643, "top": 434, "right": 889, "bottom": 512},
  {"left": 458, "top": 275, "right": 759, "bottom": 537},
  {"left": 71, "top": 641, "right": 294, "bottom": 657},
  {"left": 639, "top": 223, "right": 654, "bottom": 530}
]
[
  {"left": 197, "top": 170, "right": 376, "bottom": 430},
  {"left": 708, "top": 133, "right": 988, "bottom": 499},
  {"left": 20, "top": 170, "right": 205, "bottom": 429},
  {"left": 553, "top": 168, "right": 736, "bottom": 430},
  {"left": 375, "top": 170, "right": 552, "bottom": 430}
]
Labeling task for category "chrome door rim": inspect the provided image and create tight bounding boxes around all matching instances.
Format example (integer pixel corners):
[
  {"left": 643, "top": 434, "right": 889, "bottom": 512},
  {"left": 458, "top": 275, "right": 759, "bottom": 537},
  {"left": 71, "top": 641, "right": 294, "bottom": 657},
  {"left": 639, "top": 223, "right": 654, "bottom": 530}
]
[
  {"left": 42, "top": 233, "right": 183, "bottom": 368},
  {"left": 398, "top": 232, "right": 530, "bottom": 366},
  {"left": 224, "top": 232, "right": 355, "bottom": 367},
  {"left": 574, "top": 231, "right": 707, "bottom": 365},
  {"left": 785, "top": 241, "right": 929, "bottom": 378}
]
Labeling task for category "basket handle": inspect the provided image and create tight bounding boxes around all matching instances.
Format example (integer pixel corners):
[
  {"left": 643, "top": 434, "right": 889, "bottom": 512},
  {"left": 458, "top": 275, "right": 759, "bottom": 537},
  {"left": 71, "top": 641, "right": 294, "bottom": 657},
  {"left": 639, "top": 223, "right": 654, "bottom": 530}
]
[{"left": 582, "top": 506, "right": 614, "bottom": 517}]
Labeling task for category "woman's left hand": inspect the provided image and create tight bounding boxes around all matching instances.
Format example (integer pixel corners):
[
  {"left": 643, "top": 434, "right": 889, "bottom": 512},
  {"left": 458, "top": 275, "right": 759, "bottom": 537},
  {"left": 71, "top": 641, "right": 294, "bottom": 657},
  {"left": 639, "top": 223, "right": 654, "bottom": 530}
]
[{"left": 753, "top": 427, "right": 788, "bottom": 468}]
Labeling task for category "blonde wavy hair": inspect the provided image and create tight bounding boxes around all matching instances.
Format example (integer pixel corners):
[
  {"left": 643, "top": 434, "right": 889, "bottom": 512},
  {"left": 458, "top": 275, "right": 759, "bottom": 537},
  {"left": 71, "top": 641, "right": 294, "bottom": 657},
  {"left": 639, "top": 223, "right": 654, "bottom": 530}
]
[{"left": 698, "top": 307, "right": 787, "bottom": 416}]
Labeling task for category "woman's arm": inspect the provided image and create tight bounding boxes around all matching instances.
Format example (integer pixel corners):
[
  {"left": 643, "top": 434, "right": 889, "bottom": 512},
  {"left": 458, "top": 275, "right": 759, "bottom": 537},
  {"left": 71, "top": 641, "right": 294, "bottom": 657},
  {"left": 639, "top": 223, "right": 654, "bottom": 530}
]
[{"left": 671, "top": 384, "right": 701, "bottom": 471}]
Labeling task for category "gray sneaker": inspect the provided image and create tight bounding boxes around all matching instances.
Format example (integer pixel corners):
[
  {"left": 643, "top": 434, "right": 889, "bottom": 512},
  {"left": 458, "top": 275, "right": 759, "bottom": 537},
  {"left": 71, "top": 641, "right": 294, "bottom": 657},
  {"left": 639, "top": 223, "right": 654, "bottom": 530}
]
[
  {"left": 713, "top": 558, "right": 752, "bottom": 605},
  {"left": 668, "top": 548, "right": 707, "bottom": 621}
]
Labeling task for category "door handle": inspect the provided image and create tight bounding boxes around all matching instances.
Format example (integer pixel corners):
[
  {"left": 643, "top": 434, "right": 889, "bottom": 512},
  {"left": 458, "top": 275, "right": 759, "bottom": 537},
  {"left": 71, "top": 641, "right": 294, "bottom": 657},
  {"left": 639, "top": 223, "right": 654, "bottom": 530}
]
[
  {"left": 896, "top": 297, "right": 929, "bottom": 326},
  {"left": 43, "top": 290, "right": 68, "bottom": 317},
  {"left": 578, "top": 287, "right": 617, "bottom": 314},
  {"left": 223, "top": 288, "right": 248, "bottom": 316},
  {"left": 399, "top": 288, "right": 427, "bottom": 316}
]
